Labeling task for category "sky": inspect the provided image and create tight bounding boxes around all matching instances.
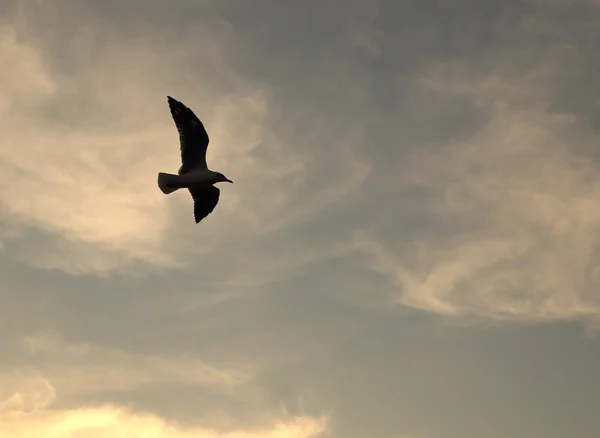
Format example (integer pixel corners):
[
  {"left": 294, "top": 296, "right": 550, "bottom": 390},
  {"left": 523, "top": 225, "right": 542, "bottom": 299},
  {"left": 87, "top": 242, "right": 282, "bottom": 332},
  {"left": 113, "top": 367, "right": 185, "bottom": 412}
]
[{"left": 1, "top": 0, "right": 600, "bottom": 437}]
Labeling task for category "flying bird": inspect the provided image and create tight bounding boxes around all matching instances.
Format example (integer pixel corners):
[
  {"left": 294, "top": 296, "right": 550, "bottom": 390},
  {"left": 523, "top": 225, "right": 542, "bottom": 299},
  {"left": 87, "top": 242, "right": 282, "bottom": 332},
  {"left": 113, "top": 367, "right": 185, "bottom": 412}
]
[{"left": 158, "top": 96, "right": 233, "bottom": 223}]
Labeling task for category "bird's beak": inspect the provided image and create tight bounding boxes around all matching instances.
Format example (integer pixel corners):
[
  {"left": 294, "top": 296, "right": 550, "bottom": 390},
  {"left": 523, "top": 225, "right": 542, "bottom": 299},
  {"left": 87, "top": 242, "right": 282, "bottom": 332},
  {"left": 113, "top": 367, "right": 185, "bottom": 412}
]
[{"left": 225, "top": 178, "right": 233, "bottom": 183}]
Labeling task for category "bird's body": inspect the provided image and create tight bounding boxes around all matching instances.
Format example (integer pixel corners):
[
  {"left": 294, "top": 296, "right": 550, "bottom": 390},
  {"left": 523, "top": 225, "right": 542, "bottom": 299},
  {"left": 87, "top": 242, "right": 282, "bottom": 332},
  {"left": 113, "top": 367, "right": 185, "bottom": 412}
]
[
  {"left": 159, "top": 169, "right": 220, "bottom": 190},
  {"left": 158, "top": 96, "right": 232, "bottom": 223}
]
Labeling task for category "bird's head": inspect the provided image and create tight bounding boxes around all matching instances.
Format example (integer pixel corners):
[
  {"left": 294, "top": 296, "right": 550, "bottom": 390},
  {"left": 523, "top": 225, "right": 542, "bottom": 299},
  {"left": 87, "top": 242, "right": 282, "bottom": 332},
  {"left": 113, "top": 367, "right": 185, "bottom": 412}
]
[{"left": 213, "top": 171, "right": 233, "bottom": 184}]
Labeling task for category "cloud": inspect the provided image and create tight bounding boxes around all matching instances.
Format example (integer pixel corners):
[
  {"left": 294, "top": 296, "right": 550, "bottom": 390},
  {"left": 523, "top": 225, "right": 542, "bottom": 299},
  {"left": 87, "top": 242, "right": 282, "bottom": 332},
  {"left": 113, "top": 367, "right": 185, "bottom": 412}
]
[
  {"left": 0, "top": 402, "right": 327, "bottom": 438},
  {"left": 0, "top": 0, "right": 372, "bottom": 280},
  {"left": 0, "top": 3, "right": 267, "bottom": 274},
  {"left": 354, "top": 35, "right": 600, "bottom": 325},
  {"left": 0, "top": 370, "right": 56, "bottom": 412},
  {"left": 16, "top": 330, "right": 252, "bottom": 394},
  {"left": 0, "top": 20, "right": 174, "bottom": 272},
  {"left": 0, "top": 331, "right": 329, "bottom": 437}
]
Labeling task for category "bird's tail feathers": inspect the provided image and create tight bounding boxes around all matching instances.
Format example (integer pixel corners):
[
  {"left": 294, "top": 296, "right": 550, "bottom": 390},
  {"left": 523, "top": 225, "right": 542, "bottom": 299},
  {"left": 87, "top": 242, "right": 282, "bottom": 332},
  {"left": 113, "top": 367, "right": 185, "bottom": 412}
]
[{"left": 158, "top": 172, "right": 183, "bottom": 194}]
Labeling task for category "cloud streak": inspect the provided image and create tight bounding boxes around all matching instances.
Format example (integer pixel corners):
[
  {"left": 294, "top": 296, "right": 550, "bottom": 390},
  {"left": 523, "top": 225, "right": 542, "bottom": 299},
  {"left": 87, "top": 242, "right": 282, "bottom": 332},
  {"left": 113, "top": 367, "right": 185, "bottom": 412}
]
[{"left": 356, "top": 35, "right": 600, "bottom": 325}]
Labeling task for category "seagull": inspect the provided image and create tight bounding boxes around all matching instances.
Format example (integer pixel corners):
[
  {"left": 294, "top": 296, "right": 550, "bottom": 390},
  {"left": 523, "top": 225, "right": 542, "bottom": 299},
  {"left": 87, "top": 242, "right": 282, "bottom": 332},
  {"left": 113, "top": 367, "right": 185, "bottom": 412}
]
[{"left": 158, "top": 96, "right": 233, "bottom": 224}]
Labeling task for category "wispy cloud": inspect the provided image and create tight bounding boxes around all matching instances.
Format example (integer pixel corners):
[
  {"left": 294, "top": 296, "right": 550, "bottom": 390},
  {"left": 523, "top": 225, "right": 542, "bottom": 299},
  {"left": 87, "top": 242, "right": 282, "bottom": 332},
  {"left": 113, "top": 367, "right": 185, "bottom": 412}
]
[
  {"left": 0, "top": 5, "right": 269, "bottom": 274},
  {"left": 18, "top": 330, "right": 252, "bottom": 392},
  {"left": 0, "top": 0, "right": 371, "bottom": 280},
  {"left": 356, "top": 36, "right": 600, "bottom": 325}
]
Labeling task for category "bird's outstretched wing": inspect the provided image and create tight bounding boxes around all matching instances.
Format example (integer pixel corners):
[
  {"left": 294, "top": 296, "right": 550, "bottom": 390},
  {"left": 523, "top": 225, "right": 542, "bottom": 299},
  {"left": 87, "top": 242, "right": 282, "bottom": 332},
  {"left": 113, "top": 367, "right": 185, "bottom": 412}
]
[
  {"left": 189, "top": 186, "right": 220, "bottom": 223},
  {"left": 167, "top": 96, "right": 210, "bottom": 174}
]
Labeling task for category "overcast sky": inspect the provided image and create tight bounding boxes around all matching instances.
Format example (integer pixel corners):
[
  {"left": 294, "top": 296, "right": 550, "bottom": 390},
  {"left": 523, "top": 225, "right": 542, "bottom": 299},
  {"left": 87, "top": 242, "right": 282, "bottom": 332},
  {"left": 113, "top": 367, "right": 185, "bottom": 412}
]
[{"left": 2, "top": 0, "right": 600, "bottom": 437}]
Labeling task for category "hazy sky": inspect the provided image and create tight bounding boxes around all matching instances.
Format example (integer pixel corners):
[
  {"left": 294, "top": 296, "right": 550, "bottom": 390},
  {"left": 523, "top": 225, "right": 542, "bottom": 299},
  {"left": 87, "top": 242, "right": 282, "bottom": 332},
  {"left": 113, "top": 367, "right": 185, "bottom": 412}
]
[{"left": 2, "top": 0, "right": 600, "bottom": 437}]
